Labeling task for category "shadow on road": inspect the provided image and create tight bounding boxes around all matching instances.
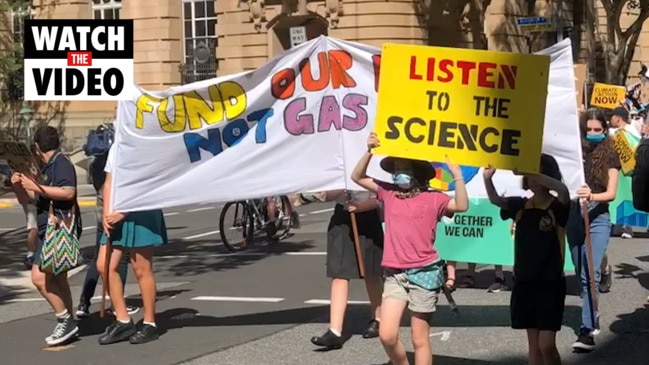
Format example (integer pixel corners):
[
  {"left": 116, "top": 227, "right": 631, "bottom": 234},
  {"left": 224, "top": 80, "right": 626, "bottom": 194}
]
[{"left": 152, "top": 237, "right": 318, "bottom": 277}]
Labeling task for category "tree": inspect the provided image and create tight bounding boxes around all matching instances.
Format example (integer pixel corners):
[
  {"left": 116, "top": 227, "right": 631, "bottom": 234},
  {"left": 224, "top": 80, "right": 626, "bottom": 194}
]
[
  {"left": 0, "top": 0, "right": 68, "bottom": 144},
  {"left": 597, "top": 0, "right": 649, "bottom": 85}
]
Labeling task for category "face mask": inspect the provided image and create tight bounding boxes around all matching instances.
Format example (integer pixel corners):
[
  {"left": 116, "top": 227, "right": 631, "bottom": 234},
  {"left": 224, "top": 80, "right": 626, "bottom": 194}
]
[
  {"left": 392, "top": 173, "right": 412, "bottom": 189},
  {"left": 586, "top": 134, "right": 605, "bottom": 143}
]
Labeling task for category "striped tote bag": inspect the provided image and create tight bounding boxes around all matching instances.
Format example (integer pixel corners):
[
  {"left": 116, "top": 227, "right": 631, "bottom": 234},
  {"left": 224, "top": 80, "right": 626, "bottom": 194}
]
[{"left": 39, "top": 203, "right": 83, "bottom": 275}]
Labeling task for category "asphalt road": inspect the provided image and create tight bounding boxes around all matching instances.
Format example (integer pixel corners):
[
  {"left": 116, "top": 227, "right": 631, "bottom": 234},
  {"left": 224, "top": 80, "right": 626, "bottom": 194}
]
[{"left": 1, "top": 202, "right": 649, "bottom": 365}]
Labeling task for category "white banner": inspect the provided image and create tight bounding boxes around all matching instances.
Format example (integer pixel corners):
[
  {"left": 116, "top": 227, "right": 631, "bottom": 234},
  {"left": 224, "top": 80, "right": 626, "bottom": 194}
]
[{"left": 111, "top": 37, "right": 583, "bottom": 212}]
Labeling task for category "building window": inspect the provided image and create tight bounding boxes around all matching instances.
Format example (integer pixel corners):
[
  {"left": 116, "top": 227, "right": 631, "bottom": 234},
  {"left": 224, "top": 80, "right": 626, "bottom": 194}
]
[
  {"left": 93, "top": 0, "right": 121, "bottom": 20},
  {"left": 181, "top": 0, "right": 217, "bottom": 84}
]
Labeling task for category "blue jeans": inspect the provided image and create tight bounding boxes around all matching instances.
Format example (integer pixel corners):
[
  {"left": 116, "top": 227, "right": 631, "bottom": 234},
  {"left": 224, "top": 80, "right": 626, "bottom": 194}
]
[
  {"left": 79, "top": 224, "right": 129, "bottom": 306},
  {"left": 566, "top": 203, "right": 611, "bottom": 331}
]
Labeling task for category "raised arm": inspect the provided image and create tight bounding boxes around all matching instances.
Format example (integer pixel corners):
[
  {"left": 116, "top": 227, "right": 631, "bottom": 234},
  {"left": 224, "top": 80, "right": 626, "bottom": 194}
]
[
  {"left": 483, "top": 165, "right": 507, "bottom": 209},
  {"left": 533, "top": 173, "right": 570, "bottom": 206},
  {"left": 351, "top": 133, "right": 380, "bottom": 194},
  {"left": 445, "top": 156, "right": 468, "bottom": 213}
]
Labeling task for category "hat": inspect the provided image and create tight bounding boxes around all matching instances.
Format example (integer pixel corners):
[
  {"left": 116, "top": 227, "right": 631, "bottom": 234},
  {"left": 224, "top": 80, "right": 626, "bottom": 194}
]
[
  {"left": 608, "top": 107, "right": 629, "bottom": 121},
  {"left": 380, "top": 156, "right": 435, "bottom": 182}
]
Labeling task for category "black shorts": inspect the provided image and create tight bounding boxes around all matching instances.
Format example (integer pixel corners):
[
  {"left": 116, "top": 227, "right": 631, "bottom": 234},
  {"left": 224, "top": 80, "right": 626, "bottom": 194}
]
[{"left": 510, "top": 279, "right": 566, "bottom": 331}]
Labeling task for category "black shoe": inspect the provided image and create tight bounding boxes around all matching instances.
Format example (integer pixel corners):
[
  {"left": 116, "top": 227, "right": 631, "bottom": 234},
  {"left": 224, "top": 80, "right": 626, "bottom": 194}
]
[
  {"left": 362, "top": 319, "right": 380, "bottom": 339},
  {"left": 45, "top": 316, "right": 78, "bottom": 346},
  {"left": 129, "top": 324, "right": 159, "bottom": 344},
  {"left": 98, "top": 320, "right": 137, "bottom": 345},
  {"left": 75, "top": 303, "right": 90, "bottom": 318},
  {"left": 572, "top": 328, "right": 595, "bottom": 352},
  {"left": 599, "top": 265, "right": 612, "bottom": 293},
  {"left": 487, "top": 277, "right": 506, "bottom": 293},
  {"left": 310, "top": 329, "right": 344, "bottom": 349}
]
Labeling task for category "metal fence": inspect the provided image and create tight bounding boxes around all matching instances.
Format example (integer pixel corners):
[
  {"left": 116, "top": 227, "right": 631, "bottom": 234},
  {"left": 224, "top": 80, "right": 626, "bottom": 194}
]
[{"left": 179, "top": 62, "right": 218, "bottom": 85}]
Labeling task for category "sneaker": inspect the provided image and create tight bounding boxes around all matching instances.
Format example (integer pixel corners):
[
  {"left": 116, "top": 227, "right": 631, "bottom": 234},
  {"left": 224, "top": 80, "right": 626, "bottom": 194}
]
[
  {"left": 98, "top": 320, "right": 137, "bottom": 345},
  {"left": 487, "top": 277, "right": 506, "bottom": 293},
  {"left": 599, "top": 265, "right": 612, "bottom": 293},
  {"left": 107, "top": 305, "right": 140, "bottom": 316},
  {"left": 129, "top": 324, "right": 159, "bottom": 344},
  {"left": 592, "top": 316, "right": 601, "bottom": 336},
  {"left": 24, "top": 255, "right": 34, "bottom": 271},
  {"left": 45, "top": 316, "right": 79, "bottom": 346},
  {"left": 310, "top": 329, "right": 344, "bottom": 350},
  {"left": 573, "top": 328, "right": 595, "bottom": 352},
  {"left": 75, "top": 303, "right": 90, "bottom": 318}
]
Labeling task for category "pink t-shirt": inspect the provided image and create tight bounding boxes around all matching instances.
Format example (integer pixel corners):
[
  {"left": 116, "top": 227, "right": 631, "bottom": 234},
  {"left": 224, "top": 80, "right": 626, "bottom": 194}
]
[{"left": 377, "top": 183, "right": 451, "bottom": 269}]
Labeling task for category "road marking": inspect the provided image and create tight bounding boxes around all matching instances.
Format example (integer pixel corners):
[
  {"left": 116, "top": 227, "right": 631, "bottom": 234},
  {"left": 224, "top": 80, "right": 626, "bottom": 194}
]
[
  {"left": 182, "top": 230, "right": 220, "bottom": 240},
  {"left": 42, "top": 344, "right": 76, "bottom": 351},
  {"left": 164, "top": 212, "right": 179, "bottom": 217},
  {"left": 78, "top": 201, "right": 96, "bottom": 207},
  {"left": 191, "top": 296, "right": 284, "bottom": 303},
  {"left": 309, "top": 208, "right": 334, "bottom": 215},
  {"left": 285, "top": 252, "right": 326, "bottom": 256},
  {"left": 186, "top": 206, "right": 215, "bottom": 213},
  {"left": 429, "top": 331, "right": 451, "bottom": 341},
  {"left": 304, "top": 299, "right": 370, "bottom": 305},
  {"left": 4, "top": 298, "right": 45, "bottom": 303},
  {"left": 0, "top": 228, "right": 16, "bottom": 231},
  {"left": 82, "top": 226, "right": 95, "bottom": 231},
  {"left": 156, "top": 251, "right": 326, "bottom": 259}
]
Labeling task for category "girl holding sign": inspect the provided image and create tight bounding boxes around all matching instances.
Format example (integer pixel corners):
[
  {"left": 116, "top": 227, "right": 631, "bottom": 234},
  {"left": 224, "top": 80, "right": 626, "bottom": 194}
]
[
  {"left": 351, "top": 132, "right": 468, "bottom": 365},
  {"left": 484, "top": 154, "right": 569, "bottom": 365},
  {"left": 568, "top": 108, "right": 620, "bottom": 352}
]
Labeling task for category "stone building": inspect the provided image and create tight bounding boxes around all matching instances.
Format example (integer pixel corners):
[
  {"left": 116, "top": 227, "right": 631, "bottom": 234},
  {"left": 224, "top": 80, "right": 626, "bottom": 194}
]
[{"left": 1, "top": 0, "right": 649, "bottom": 151}]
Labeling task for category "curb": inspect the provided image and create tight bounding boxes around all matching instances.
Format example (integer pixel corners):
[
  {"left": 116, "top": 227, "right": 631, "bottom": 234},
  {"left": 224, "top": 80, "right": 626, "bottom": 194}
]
[{"left": 0, "top": 197, "right": 96, "bottom": 208}]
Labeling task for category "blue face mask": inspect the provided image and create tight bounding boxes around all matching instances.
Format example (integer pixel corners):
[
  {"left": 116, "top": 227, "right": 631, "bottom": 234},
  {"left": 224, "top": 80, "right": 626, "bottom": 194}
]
[
  {"left": 393, "top": 173, "right": 412, "bottom": 189},
  {"left": 586, "top": 134, "right": 606, "bottom": 143}
]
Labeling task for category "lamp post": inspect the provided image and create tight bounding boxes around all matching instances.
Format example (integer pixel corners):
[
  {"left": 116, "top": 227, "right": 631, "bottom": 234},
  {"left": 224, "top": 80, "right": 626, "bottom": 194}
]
[{"left": 19, "top": 104, "right": 34, "bottom": 146}]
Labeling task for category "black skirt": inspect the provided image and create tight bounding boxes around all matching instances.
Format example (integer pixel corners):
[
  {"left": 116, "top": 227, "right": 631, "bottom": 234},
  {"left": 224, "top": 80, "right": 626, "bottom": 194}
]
[
  {"left": 326, "top": 204, "right": 384, "bottom": 279},
  {"left": 510, "top": 279, "right": 566, "bottom": 331}
]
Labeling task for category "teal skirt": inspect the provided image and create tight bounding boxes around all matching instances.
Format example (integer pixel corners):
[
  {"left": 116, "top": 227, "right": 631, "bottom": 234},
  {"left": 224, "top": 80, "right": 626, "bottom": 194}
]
[{"left": 100, "top": 210, "right": 167, "bottom": 248}]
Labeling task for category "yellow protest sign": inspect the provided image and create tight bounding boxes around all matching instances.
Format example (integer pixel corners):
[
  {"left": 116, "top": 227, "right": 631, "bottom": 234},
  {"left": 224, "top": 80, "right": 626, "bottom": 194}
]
[
  {"left": 613, "top": 130, "right": 636, "bottom": 175},
  {"left": 590, "top": 83, "right": 626, "bottom": 109},
  {"left": 373, "top": 44, "right": 550, "bottom": 173}
]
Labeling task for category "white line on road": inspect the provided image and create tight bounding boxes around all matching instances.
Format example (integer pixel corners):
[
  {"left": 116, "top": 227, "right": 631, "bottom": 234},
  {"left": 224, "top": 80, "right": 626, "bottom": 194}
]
[
  {"left": 182, "top": 230, "right": 220, "bottom": 240},
  {"left": 164, "top": 212, "right": 179, "bottom": 217},
  {"left": 83, "top": 226, "right": 95, "bottom": 231},
  {"left": 309, "top": 208, "right": 334, "bottom": 215},
  {"left": 304, "top": 299, "right": 370, "bottom": 305},
  {"left": 186, "top": 207, "right": 215, "bottom": 213},
  {"left": 191, "top": 296, "right": 285, "bottom": 303},
  {"left": 4, "top": 298, "right": 44, "bottom": 303},
  {"left": 429, "top": 331, "right": 451, "bottom": 341}
]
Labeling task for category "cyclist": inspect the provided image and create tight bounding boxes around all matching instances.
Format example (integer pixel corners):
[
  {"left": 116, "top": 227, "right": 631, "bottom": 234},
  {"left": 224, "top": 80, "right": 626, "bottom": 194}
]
[{"left": 265, "top": 195, "right": 300, "bottom": 235}]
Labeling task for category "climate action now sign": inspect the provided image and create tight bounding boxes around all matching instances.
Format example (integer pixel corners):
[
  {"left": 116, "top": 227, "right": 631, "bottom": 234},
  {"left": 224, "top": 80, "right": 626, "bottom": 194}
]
[{"left": 23, "top": 19, "right": 134, "bottom": 101}]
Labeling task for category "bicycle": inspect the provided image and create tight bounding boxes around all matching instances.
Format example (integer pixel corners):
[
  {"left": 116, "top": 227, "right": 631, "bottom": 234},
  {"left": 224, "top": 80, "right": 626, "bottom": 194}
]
[{"left": 219, "top": 195, "right": 293, "bottom": 252}]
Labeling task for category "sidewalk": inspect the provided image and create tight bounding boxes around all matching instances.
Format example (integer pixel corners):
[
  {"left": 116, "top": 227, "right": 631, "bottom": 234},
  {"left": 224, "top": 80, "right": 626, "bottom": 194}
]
[{"left": 0, "top": 184, "right": 96, "bottom": 208}]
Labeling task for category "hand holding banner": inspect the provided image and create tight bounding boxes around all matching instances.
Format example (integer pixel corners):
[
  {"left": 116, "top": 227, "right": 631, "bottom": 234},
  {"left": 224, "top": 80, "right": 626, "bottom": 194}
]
[{"left": 373, "top": 44, "right": 551, "bottom": 173}]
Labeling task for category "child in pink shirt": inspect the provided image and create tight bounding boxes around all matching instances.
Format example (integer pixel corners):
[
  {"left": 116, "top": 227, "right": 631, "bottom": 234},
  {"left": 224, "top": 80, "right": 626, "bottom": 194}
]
[{"left": 352, "top": 133, "right": 468, "bottom": 365}]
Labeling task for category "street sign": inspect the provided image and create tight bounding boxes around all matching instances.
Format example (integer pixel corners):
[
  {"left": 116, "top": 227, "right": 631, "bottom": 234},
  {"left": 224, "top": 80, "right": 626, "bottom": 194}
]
[
  {"left": 516, "top": 17, "right": 553, "bottom": 32},
  {"left": 289, "top": 26, "right": 307, "bottom": 48}
]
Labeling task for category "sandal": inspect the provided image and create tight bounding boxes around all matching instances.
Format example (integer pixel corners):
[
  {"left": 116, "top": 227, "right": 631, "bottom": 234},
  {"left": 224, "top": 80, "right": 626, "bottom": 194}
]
[{"left": 459, "top": 275, "right": 475, "bottom": 288}]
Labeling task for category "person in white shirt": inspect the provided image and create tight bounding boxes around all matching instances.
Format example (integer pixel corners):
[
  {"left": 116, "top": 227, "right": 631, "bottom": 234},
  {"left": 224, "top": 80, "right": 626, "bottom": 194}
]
[{"left": 609, "top": 107, "right": 642, "bottom": 139}]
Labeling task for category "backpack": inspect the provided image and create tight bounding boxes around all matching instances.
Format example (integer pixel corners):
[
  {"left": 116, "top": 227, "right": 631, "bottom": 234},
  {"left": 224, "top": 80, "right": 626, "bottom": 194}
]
[
  {"left": 632, "top": 138, "right": 649, "bottom": 212},
  {"left": 84, "top": 123, "right": 114, "bottom": 192},
  {"left": 83, "top": 123, "right": 114, "bottom": 157}
]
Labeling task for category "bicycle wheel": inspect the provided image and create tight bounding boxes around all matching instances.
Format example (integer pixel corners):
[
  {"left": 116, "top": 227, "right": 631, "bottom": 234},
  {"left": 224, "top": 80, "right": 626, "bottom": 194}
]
[{"left": 219, "top": 201, "right": 254, "bottom": 252}]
